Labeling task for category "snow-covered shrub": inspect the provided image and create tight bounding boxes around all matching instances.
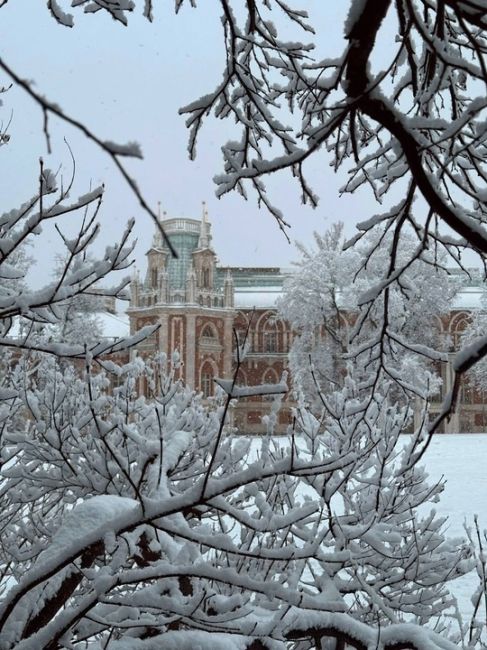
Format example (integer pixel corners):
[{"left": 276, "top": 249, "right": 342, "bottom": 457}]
[{"left": 0, "top": 347, "right": 476, "bottom": 649}]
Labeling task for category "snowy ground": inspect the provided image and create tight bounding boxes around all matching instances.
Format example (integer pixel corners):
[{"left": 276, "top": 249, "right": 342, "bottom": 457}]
[
  {"left": 418, "top": 434, "right": 487, "bottom": 540},
  {"left": 417, "top": 434, "right": 487, "bottom": 623},
  {"left": 251, "top": 434, "right": 487, "bottom": 624}
]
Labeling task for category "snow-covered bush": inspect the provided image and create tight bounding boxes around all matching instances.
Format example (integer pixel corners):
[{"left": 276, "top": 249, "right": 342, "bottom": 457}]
[
  {"left": 0, "top": 197, "right": 476, "bottom": 646},
  {"left": 0, "top": 350, "right": 475, "bottom": 649},
  {"left": 0, "top": 196, "right": 475, "bottom": 645}
]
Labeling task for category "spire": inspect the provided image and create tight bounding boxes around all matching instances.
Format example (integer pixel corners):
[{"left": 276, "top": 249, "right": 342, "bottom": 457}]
[
  {"left": 224, "top": 268, "right": 234, "bottom": 308},
  {"left": 152, "top": 202, "right": 167, "bottom": 248},
  {"left": 152, "top": 203, "right": 163, "bottom": 248},
  {"left": 130, "top": 266, "right": 139, "bottom": 306},
  {"left": 198, "top": 201, "right": 211, "bottom": 250}
]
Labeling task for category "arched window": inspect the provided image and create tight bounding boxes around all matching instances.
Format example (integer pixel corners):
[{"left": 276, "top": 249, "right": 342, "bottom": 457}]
[
  {"left": 257, "top": 312, "right": 283, "bottom": 354},
  {"left": 450, "top": 313, "right": 471, "bottom": 350},
  {"left": 200, "top": 361, "right": 216, "bottom": 398},
  {"left": 151, "top": 268, "right": 158, "bottom": 288},
  {"left": 264, "top": 331, "right": 277, "bottom": 352},
  {"left": 202, "top": 373, "right": 213, "bottom": 397},
  {"left": 235, "top": 328, "right": 247, "bottom": 347},
  {"left": 202, "top": 268, "right": 210, "bottom": 288},
  {"left": 236, "top": 367, "right": 247, "bottom": 386},
  {"left": 202, "top": 325, "right": 215, "bottom": 339}
]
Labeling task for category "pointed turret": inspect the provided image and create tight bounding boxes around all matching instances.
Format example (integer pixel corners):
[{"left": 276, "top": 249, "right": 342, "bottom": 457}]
[
  {"left": 197, "top": 201, "right": 212, "bottom": 250},
  {"left": 130, "top": 268, "right": 140, "bottom": 307},
  {"left": 146, "top": 209, "right": 169, "bottom": 292},
  {"left": 223, "top": 268, "right": 234, "bottom": 308}
]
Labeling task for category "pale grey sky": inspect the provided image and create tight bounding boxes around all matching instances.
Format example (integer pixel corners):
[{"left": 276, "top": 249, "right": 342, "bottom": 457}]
[{"left": 1, "top": 2, "right": 406, "bottom": 284}]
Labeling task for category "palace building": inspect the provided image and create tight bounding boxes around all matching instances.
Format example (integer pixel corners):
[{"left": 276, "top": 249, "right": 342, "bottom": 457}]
[
  {"left": 126, "top": 208, "right": 487, "bottom": 434},
  {"left": 127, "top": 207, "right": 292, "bottom": 433}
]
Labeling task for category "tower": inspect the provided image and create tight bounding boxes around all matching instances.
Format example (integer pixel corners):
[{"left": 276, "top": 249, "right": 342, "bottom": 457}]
[
  {"left": 192, "top": 202, "right": 217, "bottom": 303},
  {"left": 224, "top": 269, "right": 234, "bottom": 309},
  {"left": 127, "top": 206, "right": 235, "bottom": 396}
]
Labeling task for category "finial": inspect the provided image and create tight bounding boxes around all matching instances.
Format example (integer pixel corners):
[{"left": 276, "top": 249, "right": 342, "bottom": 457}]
[
  {"left": 198, "top": 201, "right": 211, "bottom": 250},
  {"left": 157, "top": 201, "right": 161, "bottom": 219}
]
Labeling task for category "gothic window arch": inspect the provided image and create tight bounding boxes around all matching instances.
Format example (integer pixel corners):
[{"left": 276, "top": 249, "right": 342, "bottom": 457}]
[
  {"left": 200, "top": 359, "right": 218, "bottom": 398},
  {"left": 202, "top": 268, "right": 210, "bottom": 288},
  {"left": 263, "top": 319, "right": 279, "bottom": 353},
  {"left": 449, "top": 312, "right": 471, "bottom": 350},
  {"left": 256, "top": 311, "right": 285, "bottom": 353},
  {"left": 234, "top": 312, "right": 252, "bottom": 351},
  {"left": 201, "top": 324, "right": 217, "bottom": 339},
  {"left": 236, "top": 367, "right": 247, "bottom": 386}
]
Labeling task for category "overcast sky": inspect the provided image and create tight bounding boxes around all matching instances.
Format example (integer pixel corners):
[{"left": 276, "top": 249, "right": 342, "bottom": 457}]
[{"left": 1, "top": 1, "right": 406, "bottom": 285}]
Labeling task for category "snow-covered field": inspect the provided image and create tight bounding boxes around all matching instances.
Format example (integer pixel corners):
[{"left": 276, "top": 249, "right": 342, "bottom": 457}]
[
  {"left": 252, "top": 433, "right": 487, "bottom": 623},
  {"left": 420, "top": 434, "right": 487, "bottom": 539},
  {"left": 418, "top": 434, "right": 487, "bottom": 621}
]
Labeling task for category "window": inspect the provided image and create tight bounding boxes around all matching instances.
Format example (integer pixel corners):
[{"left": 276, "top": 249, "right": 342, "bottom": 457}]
[
  {"left": 264, "top": 332, "right": 277, "bottom": 353},
  {"left": 202, "top": 325, "right": 215, "bottom": 338},
  {"left": 202, "top": 372, "right": 213, "bottom": 398},
  {"left": 202, "top": 268, "right": 210, "bottom": 288},
  {"left": 451, "top": 315, "right": 470, "bottom": 350},
  {"left": 151, "top": 268, "right": 158, "bottom": 288}
]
